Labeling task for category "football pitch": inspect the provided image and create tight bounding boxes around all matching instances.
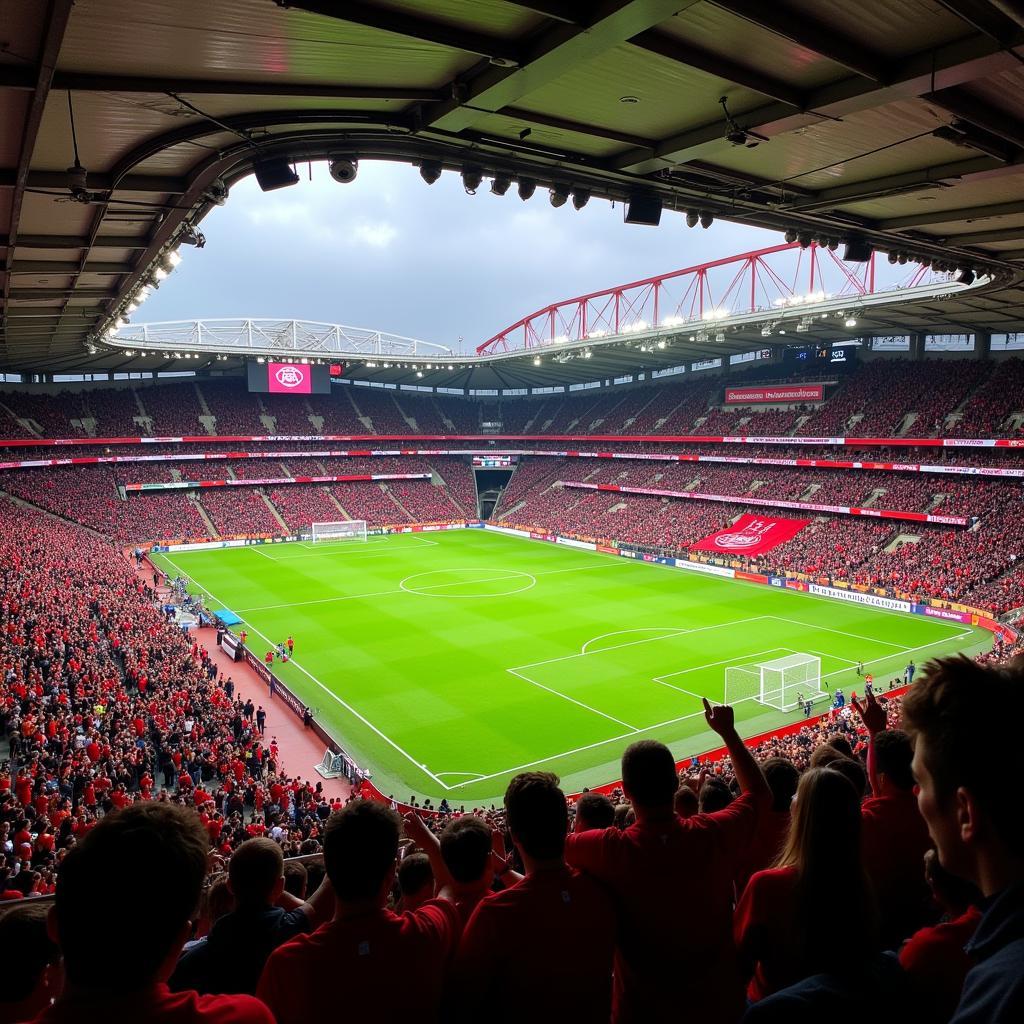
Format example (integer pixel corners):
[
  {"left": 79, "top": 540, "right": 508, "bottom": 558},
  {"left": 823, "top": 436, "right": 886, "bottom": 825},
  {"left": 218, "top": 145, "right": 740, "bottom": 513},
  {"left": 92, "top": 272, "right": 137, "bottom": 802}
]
[{"left": 151, "top": 529, "right": 989, "bottom": 803}]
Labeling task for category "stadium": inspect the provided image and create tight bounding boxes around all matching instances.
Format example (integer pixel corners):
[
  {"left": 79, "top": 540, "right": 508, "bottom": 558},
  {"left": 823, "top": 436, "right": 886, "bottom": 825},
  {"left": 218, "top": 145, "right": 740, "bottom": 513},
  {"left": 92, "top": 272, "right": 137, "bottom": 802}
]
[{"left": 2, "top": 2, "right": 1023, "bottom": 1022}]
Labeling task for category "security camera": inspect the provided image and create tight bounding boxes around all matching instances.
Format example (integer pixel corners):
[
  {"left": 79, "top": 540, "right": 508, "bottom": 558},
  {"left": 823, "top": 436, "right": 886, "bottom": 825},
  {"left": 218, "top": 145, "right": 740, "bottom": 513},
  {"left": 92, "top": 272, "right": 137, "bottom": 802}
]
[{"left": 328, "top": 158, "right": 358, "bottom": 184}]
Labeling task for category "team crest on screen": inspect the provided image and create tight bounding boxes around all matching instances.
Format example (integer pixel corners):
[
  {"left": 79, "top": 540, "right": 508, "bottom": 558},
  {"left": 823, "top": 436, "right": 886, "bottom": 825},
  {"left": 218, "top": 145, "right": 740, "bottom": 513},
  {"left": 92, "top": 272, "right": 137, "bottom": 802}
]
[
  {"left": 274, "top": 365, "right": 305, "bottom": 388},
  {"left": 714, "top": 519, "right": 775, "bottom": 549}
]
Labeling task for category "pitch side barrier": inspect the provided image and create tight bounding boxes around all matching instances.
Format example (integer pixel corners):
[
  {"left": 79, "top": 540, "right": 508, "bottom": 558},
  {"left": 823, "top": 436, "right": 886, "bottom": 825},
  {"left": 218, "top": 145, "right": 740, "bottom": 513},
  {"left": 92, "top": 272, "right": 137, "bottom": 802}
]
[
  {"left": 0, "top": 431, "right": 1022, "bottom": 450},
  {"left": 2, "top": 446, "right": 1023, "bottom": 480},
  {"left": 561, "top": 479, "right": 973, "bottom": 526}
]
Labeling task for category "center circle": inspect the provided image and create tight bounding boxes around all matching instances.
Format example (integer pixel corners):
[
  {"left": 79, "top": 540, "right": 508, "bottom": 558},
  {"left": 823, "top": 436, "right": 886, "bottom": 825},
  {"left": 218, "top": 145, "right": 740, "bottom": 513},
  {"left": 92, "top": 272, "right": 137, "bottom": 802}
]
[{"left": 399, "top": 568, "right": 537, "bottom": 598}]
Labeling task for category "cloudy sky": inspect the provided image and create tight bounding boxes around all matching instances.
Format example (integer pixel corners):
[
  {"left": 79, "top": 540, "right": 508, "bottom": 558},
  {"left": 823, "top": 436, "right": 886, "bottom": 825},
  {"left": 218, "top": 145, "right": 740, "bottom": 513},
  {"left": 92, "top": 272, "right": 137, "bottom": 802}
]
[{"left": 137, "top": 160, "right": 781, "bottom": 353}]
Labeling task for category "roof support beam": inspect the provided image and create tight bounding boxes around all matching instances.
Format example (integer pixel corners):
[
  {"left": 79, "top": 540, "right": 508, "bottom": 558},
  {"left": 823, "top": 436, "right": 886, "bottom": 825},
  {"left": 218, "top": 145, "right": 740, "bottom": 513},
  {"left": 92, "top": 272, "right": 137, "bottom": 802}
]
[
  {"left": 705, "top": 0, "right": 889, "bottom": 81},
  {"left": 782, "top": 155, "right": 1012, "bottom": 211},
  {"left": 927, "top": 86, "right": 1024, "bottom": 149},
  {"left": 935, "top": 0, "right": 1022, "bottom": 39},
  {"left": 2, "top": 0, "right": 74, "bottom": 337},
  {"left": 0, "top": 234, "right": 151, "bottom": 250},
  {"left": 943, "top": 224, "right": 1024, "bottom": 244},
  {"left": 277, "top": 1, "right": 521, "bottom": 62},
  {"left": 422, "top": 1, "right": 694, "bottom": 133},
  {"left": 612, "top": 31, "right": 1023, "bottom": 170},
  {"left": 0, "top": 67, "right": 443, "bottom": 101},
  {"left": 0, "top": 170, "right": 188, "bottom": 193},
  {"left": 10, "top": 260, "right": 131, "bottom": 275},
  {"left": 877, "top": 198, "right": 1024, "bottom": 229},
  {"left": 628, "top": 29, "right": 804, "bottom": 107},
  {"left": 9, "top": 288, "right": 113, "bottom": 299}
]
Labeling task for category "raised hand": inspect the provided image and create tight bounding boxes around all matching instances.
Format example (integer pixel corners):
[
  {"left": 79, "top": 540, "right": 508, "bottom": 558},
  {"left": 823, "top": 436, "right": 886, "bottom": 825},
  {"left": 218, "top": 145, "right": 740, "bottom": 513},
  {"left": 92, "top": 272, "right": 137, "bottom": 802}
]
[
  {"left": 702, "top": 697, "right": 736, "bottom": 737},
  {"left": 851, "top": 689, "right": 887, "bottom": 735}
]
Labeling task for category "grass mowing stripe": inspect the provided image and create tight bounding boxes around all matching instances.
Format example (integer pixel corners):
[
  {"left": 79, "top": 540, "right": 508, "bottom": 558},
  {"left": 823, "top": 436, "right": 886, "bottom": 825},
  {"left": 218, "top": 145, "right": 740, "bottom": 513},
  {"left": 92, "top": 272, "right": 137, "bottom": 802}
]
[
  {"left": 152, "top": 531, "right": 990, "bottom": 803},
  {"left": 158, "top": 554, "right": 453, "bottom": 791}
]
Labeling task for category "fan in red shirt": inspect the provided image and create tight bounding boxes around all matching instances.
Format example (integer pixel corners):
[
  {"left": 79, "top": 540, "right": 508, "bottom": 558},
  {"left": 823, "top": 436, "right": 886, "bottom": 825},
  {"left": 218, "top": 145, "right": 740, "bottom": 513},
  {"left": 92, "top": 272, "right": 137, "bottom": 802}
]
[
  {"left": 734, "top": 766, "right": 878, "bottom": 1002},
  {"left": 852, "top": 690, "right": 933, "bottom": 946},
  {"left": 898, "top": 849, "right": 983, "bottom": 1024},
  {"left": 29, "top": 802, "right": 271, "bottom": 1024},
  {"left": 455, "top": 771, "right": 616, "bottom": 1024},
  {"left": 257, "top": 801, "right": 460, "bottom": 1024},
  {"left": 564, "top": 699, "right": 771, "bottom": 1024}
]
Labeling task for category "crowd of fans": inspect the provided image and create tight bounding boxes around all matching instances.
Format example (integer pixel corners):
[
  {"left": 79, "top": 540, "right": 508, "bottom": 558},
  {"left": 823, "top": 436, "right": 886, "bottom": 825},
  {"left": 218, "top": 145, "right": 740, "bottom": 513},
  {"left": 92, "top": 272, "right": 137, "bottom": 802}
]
[
  {"left": 0, "top": 501, "right": 339, "bottom": 904},
  {"left": 2, "top": 356, "right": 1022, "bottom": 442},
  {"left": 4, "top": 642, "right": 1021, "bottom": 1023}
]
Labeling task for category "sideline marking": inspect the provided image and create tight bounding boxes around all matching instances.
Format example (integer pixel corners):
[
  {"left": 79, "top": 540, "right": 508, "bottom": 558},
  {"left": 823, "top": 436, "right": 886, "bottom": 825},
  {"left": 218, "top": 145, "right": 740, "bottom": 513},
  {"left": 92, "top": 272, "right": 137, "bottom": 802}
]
[{"left": 158, "top": 555, "right": 453, "bottom": 792}]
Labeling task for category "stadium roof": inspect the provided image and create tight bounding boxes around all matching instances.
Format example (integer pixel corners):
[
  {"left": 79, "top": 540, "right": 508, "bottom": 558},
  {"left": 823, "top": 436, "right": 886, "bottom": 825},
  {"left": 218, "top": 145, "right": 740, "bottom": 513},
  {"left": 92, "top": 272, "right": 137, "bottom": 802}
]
[{"left": 5, "top": 0, "right": 1024, "bottom": 377}]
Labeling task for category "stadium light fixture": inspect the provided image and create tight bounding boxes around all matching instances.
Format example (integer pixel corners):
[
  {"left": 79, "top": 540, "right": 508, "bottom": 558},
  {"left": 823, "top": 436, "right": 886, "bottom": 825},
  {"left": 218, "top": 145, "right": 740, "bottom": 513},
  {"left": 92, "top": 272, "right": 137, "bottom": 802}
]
[
  {"left": 490, "top": 174, "right": 512, "bottom": 196},
  {"left": 784, "top": 228, "right": 798, "bottom": 243},
  {"left": 517, "top": 178, "right": 536, "bottom": 201},
  {"left": 571, "top": 188, "right": 590, "bottom": 210},
  {"left": 533, "top": 356, "right": 542, "bottom": 365},
  {"left": 845, "top": 317, "right": 857, "bottom": 327},
  {"left": 699, "top": 211, "right": 714, "bottom": 229},
  {"left": 461, "top": 166, "right": 484, "bottom": 194},
  {"left": 419, "top": 161, "right": 443, "bottom": 185},
  {"left": 685, "top": 210, "right": 699, "bottom": 228},
  {"left": 957, "top": 268, "right": 976, "bottom": 285},
  {"left": 549, "top": 184, "right": 570, "bottom": 208},
  {"left": 416, "top": 370, "right": 423, "bottom": 378},
  {"left": 657, "top": 340, "right": 666, "bottom": 349}
]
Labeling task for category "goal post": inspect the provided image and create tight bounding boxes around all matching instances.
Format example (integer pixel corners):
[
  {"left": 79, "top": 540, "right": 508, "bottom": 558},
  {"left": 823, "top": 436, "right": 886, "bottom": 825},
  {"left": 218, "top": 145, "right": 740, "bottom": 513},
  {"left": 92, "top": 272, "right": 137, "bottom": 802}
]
[
  {"left": 311, "top": 520, "right": 368, "bottom": 543},
  {"left": 725, "top": 653, "right": 824, "bottom": 712}
]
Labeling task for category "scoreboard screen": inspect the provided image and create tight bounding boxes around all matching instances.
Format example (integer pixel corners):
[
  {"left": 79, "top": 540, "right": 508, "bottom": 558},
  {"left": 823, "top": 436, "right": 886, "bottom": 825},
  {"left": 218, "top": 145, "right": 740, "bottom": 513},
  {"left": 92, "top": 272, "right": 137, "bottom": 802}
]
[
  {"left": 472, "top": 455, "right": 518, "bottom": 468},
  {"left": 246, "top": 360, "right": 332, "bottom": 395}
]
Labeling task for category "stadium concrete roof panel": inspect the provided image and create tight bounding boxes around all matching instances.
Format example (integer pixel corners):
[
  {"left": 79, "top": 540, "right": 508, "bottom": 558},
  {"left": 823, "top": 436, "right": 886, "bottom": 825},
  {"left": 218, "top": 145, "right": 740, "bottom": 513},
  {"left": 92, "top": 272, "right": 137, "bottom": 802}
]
[{"left": 4, "top": 0, "right": 1024, "bottom": 374}]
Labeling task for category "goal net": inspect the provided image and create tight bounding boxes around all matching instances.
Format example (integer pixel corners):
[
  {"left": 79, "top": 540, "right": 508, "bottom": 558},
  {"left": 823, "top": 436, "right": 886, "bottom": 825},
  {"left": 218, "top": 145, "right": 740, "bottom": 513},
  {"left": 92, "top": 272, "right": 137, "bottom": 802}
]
[
  {"left": 311, "top": 520, "right": 368, "bottom": 543},
  {"left": 724, "top": 653, "right": 824, "bottom": 712}
]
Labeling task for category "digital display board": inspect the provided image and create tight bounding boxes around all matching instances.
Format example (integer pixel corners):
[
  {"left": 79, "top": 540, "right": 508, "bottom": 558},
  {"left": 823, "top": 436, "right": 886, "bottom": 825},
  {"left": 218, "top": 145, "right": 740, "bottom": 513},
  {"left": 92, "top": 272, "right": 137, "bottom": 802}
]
[
  {"left": 246, "top": 361, "right": 331, "bottom": 394},
  {"left": 472, "top": 455, "right": 518, "bottom": 468}
]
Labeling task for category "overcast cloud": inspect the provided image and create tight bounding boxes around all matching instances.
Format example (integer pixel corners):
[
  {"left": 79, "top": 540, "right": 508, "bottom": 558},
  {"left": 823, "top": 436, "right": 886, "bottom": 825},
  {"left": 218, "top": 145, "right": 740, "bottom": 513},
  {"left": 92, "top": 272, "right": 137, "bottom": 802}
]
[{"left": 137, "top": 160, "right": 781, "bottom": 353}]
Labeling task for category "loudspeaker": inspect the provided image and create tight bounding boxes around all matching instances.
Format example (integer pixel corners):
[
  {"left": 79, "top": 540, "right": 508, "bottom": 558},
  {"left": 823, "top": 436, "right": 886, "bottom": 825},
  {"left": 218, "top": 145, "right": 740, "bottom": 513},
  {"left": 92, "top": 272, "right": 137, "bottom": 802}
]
[
  {"left": 624, "top": 194, "right": 662, "bottom": 226},
  {"left": 254, "top": 160, "right": 300, "bottom": 192},
  {"left": 843, "top": 237, "right": 873, "bottom": 263}
]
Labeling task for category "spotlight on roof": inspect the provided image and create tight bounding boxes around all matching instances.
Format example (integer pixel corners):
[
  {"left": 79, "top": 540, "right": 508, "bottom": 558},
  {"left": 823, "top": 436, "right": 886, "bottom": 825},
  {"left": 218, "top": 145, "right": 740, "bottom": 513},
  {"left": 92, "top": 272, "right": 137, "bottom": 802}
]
[
  {"left": 533, "top": 356, "right": 542, "bottom": 365},
  {"left": 254, "top": 159, "right": 300, "bottom": 192},
  {"left": 517, "top": 178, "right": 537, "bottom": 201},
  {"left": 491, "top": 174, "right": 513, "bottom": 196},
  {"left": 685, "top": 210, "right": 699, "bottom": 229},
  {"left": 419, "top": 160, "right": 443, "bottom": 185},
  {"left": 549, "top": 184, "right": 570, "bottom": 208},
  {"left": 845, "top": 317, "right": 857, "bottom": 327},
  {"left": 179, "top": 227, "right": 205, "bottom": 248},
  {"left": 784, "top": 228, "right": 798, "bottom": 243},
  {"left": 571, "top": 187, "right": 590, "bottom": 211},
  {"left": 797, "top": 232, "right": 812, "bottom": 249},
  {"left": 956, "top": 268, "right": 976, "bottom": 285},
  {"left": 462, "top": 166, "right": 484, "bottom": 194},
  {"left": 887, "top": 251, "right": 899, "bottom": 264},
  {"left": 416, "top": 370, "right": 423, "bottom": 378},
  {"left": 699, "top": 211, "right": 714, "bottom": 229}
]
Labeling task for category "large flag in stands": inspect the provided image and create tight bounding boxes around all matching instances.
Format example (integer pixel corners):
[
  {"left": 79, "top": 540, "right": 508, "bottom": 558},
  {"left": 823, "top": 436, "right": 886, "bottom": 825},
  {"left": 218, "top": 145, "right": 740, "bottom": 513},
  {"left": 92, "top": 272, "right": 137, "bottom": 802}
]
[{"left": 691, "top": 513, "right": 810, "bottom": 556}]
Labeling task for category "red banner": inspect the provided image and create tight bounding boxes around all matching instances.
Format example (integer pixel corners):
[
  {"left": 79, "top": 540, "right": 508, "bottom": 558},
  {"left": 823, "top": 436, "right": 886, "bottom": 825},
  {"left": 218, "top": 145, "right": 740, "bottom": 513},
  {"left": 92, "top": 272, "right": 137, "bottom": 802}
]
[
  {"left": 691, "top": 513, "right": 811, "bottom": 555},
  {"left": 725, "top": 384, "right": 824, "bottom": 404}
]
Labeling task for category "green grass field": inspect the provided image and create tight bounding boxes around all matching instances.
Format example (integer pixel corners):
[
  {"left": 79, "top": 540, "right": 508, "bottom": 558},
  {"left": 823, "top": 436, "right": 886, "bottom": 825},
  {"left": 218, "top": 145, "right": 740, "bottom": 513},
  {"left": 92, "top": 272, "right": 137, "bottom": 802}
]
[{"left": 151, "top": 529, "right": 989, "bottom": 804}]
